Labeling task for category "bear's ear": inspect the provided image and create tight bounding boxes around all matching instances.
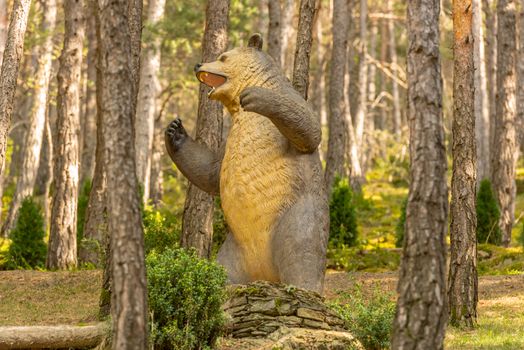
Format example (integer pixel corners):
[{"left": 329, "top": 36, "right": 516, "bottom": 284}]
[{"left": 248, "top": 33, "right": 263, "bottom": 50}]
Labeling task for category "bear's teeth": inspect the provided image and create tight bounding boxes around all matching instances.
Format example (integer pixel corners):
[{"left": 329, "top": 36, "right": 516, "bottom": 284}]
[{"left": 208, "top": 87, "right": 215, "bottom": 97}]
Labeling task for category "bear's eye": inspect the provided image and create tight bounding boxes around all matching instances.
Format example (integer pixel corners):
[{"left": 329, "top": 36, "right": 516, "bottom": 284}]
[{"left": 219, "top": 55, "right": 228, "bottom": 62}]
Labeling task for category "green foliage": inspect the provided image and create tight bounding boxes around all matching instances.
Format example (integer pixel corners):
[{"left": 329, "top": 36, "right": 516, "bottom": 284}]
[
  {"left": 212, "top": 198, "right": 228, "bottom": 255},
  {"left": 5, "top": 197, "right": 46, "bottom": 270},
  {"left": 477, "top": 244, "right": 524, "bottom": 275},
  {"left": 476, "top": 179, "right": 502, "bottom": 245},
  {"left": 143, "top": 206, "right": 180, "bottom": 255},
  {"left": 519, "top": 222, "right": 524, "bottom": 249},
  {"left": 327, "top": 247, "right": 400, "bottom": 272},
  {"left": 330, "top": 283, "right": 396, "bottom": 350},
  {"left": 329, "top": 177, "right": 358, "bottom": 247},
  {"left": 395, "top": 197, "right": 407, "bottom": 248},
  {"left": 146, "top": 247, "right": 227, "bottom": 350},
  {"left": 77, "top": 180, "right": 91, "bottom": 242}
]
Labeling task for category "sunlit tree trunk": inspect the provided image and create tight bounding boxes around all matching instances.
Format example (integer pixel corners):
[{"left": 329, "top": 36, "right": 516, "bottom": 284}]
[
  {"left": 483, "top": 0, "right": 497, "bottom": 155},
  {"left": 181, "top": 0, "right": 230, "bottom": 258},
  {"left": 97, "top": 0, "right": 148, "bottom": 345},
  {"left": 292, "top": 0, "right": 317, "bottom": 99},
  {"left": 281, "top": 0, "right": 294, "bottom": 75},
  {"left": 0, "top": 0, "right": 31, "bottom": 198},
  {"left": 387, "top": 0, "right": 401, "bottom": 136},
  {"left": 315, "top": 10, "right": 327, "bottom": 131},
  {"left": 2, "top": 0, "right": 57, "bottom": 235},
  {"left": 267, "top": 0, "right": 282, "bottom": 65},
  {"left": 448, "top": 0, "right": 478, "bottom": 328},
  {"left": 492, "top": 0, "right": 517, "bottom": 247},
  {"left": 474, "top": 0, "right": 490, "bottom": 182},
  {"left": 517, "top": 0, "right": 524, "bottom": 154},
  {"left": 149, "top": 112, "right": 164, "bottom": 206},
  {"left": 391, "top": 0, "right": 448, "bottom": 347},
  {"left": 47, "top": 0, "right": 86, "bottom": 270},
  {"left": 324, "top": 0, "right": 348, "bottom": 193},
  {"left": 135, "top": 0, "right": 166, "bottom": 203},
  {"left": 354, "top": 0, "right": 368, "bottom": 151},
  {"left": 80, "top": 4, "right": 97, "bottom": 187},
  {"left": 0, "top": 0, "right": 8, "bottom": 67}
]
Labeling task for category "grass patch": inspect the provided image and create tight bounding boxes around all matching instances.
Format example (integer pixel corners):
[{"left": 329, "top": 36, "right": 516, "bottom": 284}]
[
  {"left": 477, "top": 244, "right": 524, "bottom": 275},
  {"left": 327, "top": 247, "right": 400, "bottom": 272}
]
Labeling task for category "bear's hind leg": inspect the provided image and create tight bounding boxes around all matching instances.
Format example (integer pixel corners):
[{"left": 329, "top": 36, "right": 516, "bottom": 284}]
[
  {"left": 271, "top": 193, "right": 329, "bottom": 294},
  {"left": 217, "top": 233, "right": 251, "bottom": 284}
]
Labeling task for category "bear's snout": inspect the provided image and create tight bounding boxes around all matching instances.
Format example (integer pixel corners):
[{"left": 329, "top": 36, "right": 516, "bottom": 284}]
[{"left": 194, "top": 63, "right": 202, "bottom": 72}]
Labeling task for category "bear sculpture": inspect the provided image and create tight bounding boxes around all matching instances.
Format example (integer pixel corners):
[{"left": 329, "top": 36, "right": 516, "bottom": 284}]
[{"left": 165, "top": 34, "right": 328, "bottom": 293}]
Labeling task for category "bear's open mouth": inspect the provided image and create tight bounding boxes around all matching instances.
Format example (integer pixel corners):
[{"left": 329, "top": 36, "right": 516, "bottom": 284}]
[{"left": 196, "top": 71, "right": 227, "bottom": 90}]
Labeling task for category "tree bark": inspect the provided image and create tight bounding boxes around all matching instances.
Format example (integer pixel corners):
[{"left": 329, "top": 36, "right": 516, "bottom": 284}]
[
  {"left": 474, "top": 0, "right": 490, "bottom": 183},
  {"left": 0, "top": 0, "right": 8, "bottom": 67},
  {"left": 354, "top": 0, "right": 368, "bottom": 151},
  {"left": 0, "top": 0, "right": 31, "bottom": 189},
  {"left": 324, "top": 0, "right": 348, "bottom": 193},
  {"left": 391, "top": 0, "right": 448, "bottom": 347},
  {"left": 292, "top": 0, "right": 317, "bottom": 99},
  {"left": 180, "top": 0, "right": 230, "bottom": 258},
  {"left": 97, "top": 0, "right": 148, "bottom": 347},
  {"left": 267, "top": 0, "right": 282, "bottom": 66},
  {"left": 448, "top": 0, "right": 478, "bottom": 328},
  {"left": 517, "top": 0, "right": 524, "bottom": 154},
  {"left": 46, "top": 0, "right": 86, "bottom": 270},
  {"left": 387, "top": 0, "right": 401, "bottom": 137},
  {"left": 281, "top": 0, "right": 295, "bottom": 75},
  {"left": 149, "top": 112, "right": 164, "bottom": 206},
  {"left": 492, "top": 0, "right": 517, "bottom": 247},
  {"left": 80, "top": 2, "right": 97, "bottom": 187},
  {"left": 483, "top": 0, "right": 497, "bottom": 160},
  {"left": 135, "top": 0, "right": 166, "bottom": 203},
  {"left": 2, "top": 0, "right": 57, "bottom": 235}
]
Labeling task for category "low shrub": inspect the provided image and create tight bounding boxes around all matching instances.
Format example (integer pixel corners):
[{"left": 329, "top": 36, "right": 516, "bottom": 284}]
[
  {"left": 5, "top": 197, "right": 46, "bottom": 269},
  {"left": 143, "top": 206, "right": 180, "bottom": 255},
  {"left": 476, "top": 179, "right": 502, "bottom": 245},
  {"left": 395, "top": 198, "right": 407, "bottom": 248},
  {"left": 146, "top": 247, "right": 227, "bottom": 350},
  {"left": 330, "top": 283, "right": 396, "bottom": 350},
  {"left": 329, "top": 177, "right": 358, "bottom": 247}
]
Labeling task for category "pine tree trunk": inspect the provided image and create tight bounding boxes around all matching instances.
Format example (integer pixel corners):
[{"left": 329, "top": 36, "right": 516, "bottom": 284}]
[
  {"left": 0, "top": 0, "right": 8, "bottom": 67},
  {"left": 97, "top": 0, "right": 148, "bottom": 346},
  {"left": 149, "top": 112, "right": 164, "bottom": 206},
  {"left": 135, "top": 0, "right": 166, "bottom": 202},
  {"left": 281, "top": 0, "right": 295, "bottom": 75},
  {"left": 474, "top": 0, "right": 490, "bottom": 183},
  {"left": 315, "top": 12, "right": 327, "bottom": 132},
  {"left": 0, "top": 0, "right": 31, "bottom": 192},
  {"left": 324, "top": 0, "right": 348, "bottom": 193},
  {"left": 2, "top": 0, "right": 57, "bottom": 236},
  {"left": 391, "top": 0, "right": 448, "bottom": 347},
  {"left": 292, "top": 0, "right": 317, "bottom": 99},
  {"left": 47, "top": 0, "right": 86, "bottom": 270},
  {"left": 354, "top": 0, "right": 368, "bottom": 151},
  {"left": 80, "top": 3, "right": 97, "bottom": 187},
  {"left": 181, "top": 0, "right": 230, "bottom": 258},
  {"left": 492, "top": 0, "right": 517, "bottom": 247},
  {"left": 517, "top": 0, "right": 524, "bottom": 154},
  {"left": 448, "top": 0, "right": 478, "bottom": 328},
  {"left": 267, "top": 0, "right": 282, "bottom": 66},
  {"left": 483, "top": 0, "right": 497, "bottom": 159},
  {"left": 387, "top": 0, "right": 401, "bottom": 137}
]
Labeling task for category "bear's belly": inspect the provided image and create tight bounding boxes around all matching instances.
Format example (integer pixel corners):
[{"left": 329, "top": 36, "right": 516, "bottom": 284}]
[{"left": 220, "top": 112, "right": 298, "bottom": 281}]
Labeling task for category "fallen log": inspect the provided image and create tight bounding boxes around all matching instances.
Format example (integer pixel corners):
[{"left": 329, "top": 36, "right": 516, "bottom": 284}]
[{"left": 0, "top": 323, "right": 108, "bottom": 349}]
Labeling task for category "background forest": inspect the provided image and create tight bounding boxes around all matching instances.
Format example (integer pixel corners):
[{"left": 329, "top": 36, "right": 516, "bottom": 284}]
[{"left": 0, "top": 0, "right": 523, "bottom": 349}]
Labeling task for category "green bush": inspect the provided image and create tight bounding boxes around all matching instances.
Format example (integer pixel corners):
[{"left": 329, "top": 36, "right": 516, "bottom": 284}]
[
  {"left": 329, "top": 177, "right": 358, "bottom": 247},
  {"left": 476, "top": 179, "right": 502, "bottom": 245},
  {"left": 5, "top": 197, "right": 46, "bottom": 269},
  {"left": 395, "top": 198, "right": 407, "bottom": 248},
  {"left": 143, "top": 206, "right": 180, "bottom": 255},
  {"left": 146, "top": 247, "right": 227, "bottom": 350},
  {"left": 330, "top": 283, "right": 396, "bottom": 350},
  {"left": 77, "top": 180, "right": 91, "bottom": 242}
]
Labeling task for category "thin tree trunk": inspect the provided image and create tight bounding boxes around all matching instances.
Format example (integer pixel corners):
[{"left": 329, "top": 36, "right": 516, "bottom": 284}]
[
  {"left": 517, "top": 0, "right": 524, "bottom": 154},
  {"left": 181, "top": 0, "right": 230, "bottom": 258},
  {"left": 0, "top": 0, "right": 31, "bottom": 189},
  {"left": 43, "top": 111, "right": 53, "bottom": 233},
  {"left": 354, "top": 0, "right": 368, "bottom": 151},
  {"left": 281, "top": 0, "right": 295, "bottom": 75},
  {"left": 2, "top": 0, "right": 57, "bottom": 236},
  {"left": 80, "top": 4, "right": 97, "bottom": 187},
  {"left": 0, "top": 0, "right": 8, "bottom": 67},
  {"left": 46, "top": 0, "right": 86, "bottom": 270},
  {"left": 315, "top": 10, "right": 327, "bottom": 131},
  {"left": 492, "top": 0, "right": 517, "bottom": 247},
  {"left": 448, "top": 0, "right": 478, "bottom": 328},
  {"left": 135, "top": 0, "right": 165, "bottom": 203},
  {"left": 474, "top": 0, "right": 490, "bottom": 183},
  {"left": 391, "top": 0, "right": 448, "bottom": 347},
  {"left": 98, "top": 0, "right": 148, "bottom": 346},
  {"left": 149, "top": 112, "right": 164, "bottom": 206},
  {"left": 387, "top": 0, "right": 401, "bottom": 137},
  {"left": 292, "top": 0, "right": 317, "bottom": 99},
  {"left": 267, "top": 0, "right": 282, "bottom": 65},
  {"left": 367, "top": 20, "right": 377, "bottom": 131},
  {"left": 483, "top": 0, "right": 497, "bottom": 159},
  {"left": 324, "top": 0, "right": 348, "bottom": 193}
]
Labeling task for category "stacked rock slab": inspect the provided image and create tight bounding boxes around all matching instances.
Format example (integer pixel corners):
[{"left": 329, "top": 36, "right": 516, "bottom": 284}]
[{"left": 222, "top": 281, "right": 362, "bottom": 350}]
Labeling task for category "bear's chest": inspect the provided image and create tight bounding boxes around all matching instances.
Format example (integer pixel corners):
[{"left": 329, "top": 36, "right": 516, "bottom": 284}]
[{"left": 220, "top": 111, "right": 297, "bottom": 245}]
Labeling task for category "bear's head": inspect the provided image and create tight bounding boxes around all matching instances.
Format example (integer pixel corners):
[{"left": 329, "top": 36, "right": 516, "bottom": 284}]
[{"left": 195, "top": 34, "right": 285, "bottom": 112}]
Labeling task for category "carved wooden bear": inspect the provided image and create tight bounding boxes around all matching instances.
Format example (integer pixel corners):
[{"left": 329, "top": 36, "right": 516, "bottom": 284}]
[{"left": 165, "top": 34, "right": 328, "bottom": 293}]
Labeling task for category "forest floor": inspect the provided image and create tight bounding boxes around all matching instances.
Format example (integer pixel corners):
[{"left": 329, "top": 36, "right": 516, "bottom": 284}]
[{"left": 1, "top": 269, "right": 523, "bottom": 349}]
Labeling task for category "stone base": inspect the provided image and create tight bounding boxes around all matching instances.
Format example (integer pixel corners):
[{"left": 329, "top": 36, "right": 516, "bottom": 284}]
[{"left": 220, "top": 281, "right": 363, "bottom": 349}]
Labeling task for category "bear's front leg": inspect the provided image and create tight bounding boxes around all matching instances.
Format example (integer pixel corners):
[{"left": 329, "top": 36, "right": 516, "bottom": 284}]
[
  {"left": 239, "top": 86, "right": 321, "bottom": 153},
  {"left": 164, "top": 118, "right": 223, "bottom": 195}
]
